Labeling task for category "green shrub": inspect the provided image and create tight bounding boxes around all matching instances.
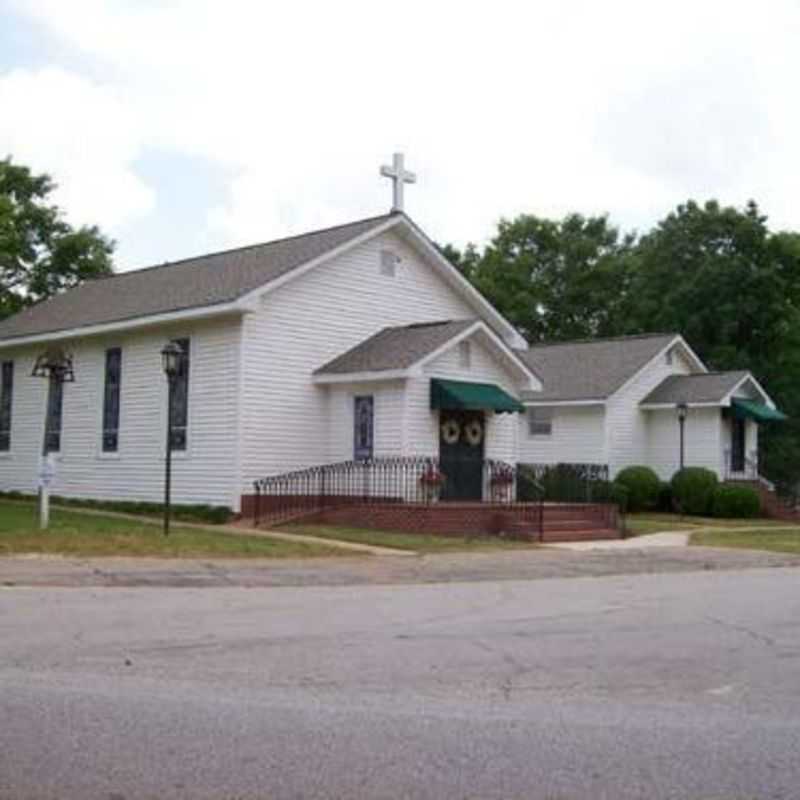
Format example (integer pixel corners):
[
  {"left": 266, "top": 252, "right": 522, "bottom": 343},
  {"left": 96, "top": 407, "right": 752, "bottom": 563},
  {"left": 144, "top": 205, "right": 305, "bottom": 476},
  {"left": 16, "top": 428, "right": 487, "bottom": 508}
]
[
  {"left": 614, "top": 466, "right": 660, "bottom": 511},
  {"left": 609, "top": 481, "right": 629, "bottom": 513},
  {"left": 586, "top": 479, "right": 628, "bottom": 512},
  {"left": 657, "top": 481, "right": 673, "bottom": 512},
  {"left": 671, "top": 467, "right": 719, "bottom": 515},
  {"left": 712, "top": 485, "right": 761, "bottom": 518},
  {"left": 540, "top": 464, "right": 589, "bottom": 502},
  {"left": 0, "top": 492, "right": 233, "bottom": 524}
]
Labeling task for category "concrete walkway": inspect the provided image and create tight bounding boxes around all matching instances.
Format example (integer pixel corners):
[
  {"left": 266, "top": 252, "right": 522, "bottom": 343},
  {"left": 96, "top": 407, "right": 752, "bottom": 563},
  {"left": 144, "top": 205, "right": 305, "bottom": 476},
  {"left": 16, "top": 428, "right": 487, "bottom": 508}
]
[
  {"left": 550, "top": 531, "right": 690, "bottom": 551},
  {"left": 42, "top": 503, "right": 415, "bottom": 557}
]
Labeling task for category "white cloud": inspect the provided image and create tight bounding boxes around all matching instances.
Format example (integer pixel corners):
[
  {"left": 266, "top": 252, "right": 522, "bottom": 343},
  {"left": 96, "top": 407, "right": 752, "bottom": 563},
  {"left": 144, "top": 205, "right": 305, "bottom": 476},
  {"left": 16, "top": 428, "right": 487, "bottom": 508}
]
[
  {"left": 5, "top": 0, "right": 800, "bottom": 264},
  {"left": 0, "top": 66, "right": 154, "bottom": 233}
]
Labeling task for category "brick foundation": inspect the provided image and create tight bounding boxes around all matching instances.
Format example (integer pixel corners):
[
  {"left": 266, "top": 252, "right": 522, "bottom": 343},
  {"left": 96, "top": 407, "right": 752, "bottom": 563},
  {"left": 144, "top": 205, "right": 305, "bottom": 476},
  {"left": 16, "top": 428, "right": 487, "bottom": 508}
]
[{"left": 240, "top": 495, "right": 619, "bottom": 541}]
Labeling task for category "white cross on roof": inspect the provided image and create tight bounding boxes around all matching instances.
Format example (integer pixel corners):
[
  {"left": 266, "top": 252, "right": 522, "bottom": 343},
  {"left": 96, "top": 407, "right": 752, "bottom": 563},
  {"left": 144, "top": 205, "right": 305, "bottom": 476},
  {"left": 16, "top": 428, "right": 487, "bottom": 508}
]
[{"left": 380, "top": 152, "right": 416, "bottom": 212}]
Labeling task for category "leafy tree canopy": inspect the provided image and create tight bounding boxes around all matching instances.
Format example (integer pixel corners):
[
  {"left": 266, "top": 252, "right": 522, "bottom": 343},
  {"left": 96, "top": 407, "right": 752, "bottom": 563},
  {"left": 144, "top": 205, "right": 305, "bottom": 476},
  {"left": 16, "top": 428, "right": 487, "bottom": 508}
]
[
  {"left": 442, "top": 213, "right": 634, "bottom": 342},
  {"left": 0, "top": 157, "right": 114, "bottom": 320}
]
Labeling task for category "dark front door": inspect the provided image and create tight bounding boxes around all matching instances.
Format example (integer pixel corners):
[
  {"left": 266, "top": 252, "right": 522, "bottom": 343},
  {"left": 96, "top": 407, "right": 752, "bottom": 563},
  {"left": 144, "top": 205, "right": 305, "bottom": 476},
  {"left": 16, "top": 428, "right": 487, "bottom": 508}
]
[
  {"left": 439, "top": 410, "right": 484, "bottom": 501},
  {"left": 731, "top": 417, "right": 746, "bottom": 473}
]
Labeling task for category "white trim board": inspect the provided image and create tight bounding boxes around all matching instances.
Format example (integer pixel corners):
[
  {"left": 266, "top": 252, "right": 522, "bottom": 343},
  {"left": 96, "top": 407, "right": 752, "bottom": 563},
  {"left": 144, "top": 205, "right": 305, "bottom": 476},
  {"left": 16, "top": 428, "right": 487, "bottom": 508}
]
[{"left": 0, "top": 302, "right": 247, "bottom": 350}]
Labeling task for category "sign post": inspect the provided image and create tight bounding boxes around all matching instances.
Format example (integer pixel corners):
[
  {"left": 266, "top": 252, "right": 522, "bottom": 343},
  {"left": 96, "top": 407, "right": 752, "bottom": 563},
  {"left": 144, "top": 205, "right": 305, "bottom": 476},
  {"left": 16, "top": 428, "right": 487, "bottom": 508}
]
[{"left": 38, "top": 454, "right": 56, "bottom": 530}]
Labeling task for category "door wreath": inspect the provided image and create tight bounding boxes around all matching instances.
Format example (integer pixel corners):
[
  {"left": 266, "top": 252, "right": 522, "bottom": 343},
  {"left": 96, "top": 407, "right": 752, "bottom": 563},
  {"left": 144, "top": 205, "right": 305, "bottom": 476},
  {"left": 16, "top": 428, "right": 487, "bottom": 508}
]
[
  {"left": 441, "top": 419, "right": 461, "bottom": 444},
  {"left": 464, "top": 419, "right": 484, "bottom": 446}
]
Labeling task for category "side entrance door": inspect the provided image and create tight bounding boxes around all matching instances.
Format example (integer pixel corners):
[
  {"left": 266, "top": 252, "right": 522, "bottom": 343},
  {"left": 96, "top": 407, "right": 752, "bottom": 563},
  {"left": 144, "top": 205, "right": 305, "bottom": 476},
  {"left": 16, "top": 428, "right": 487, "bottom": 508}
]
[{"left": 439, "top": 410, "right": 485, "bottom": 501}]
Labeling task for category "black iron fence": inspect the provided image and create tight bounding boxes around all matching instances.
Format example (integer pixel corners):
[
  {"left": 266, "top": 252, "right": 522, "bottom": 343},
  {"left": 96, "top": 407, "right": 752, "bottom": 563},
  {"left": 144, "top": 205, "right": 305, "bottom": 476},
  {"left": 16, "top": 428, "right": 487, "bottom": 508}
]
[
  {"left": 517, "top": 462, "right": 611, "bottom": 504},
  {"left": 251, "top": 457, "right": 613, "bottom": 527},
  {"left": 252, "top": 456, "right": 547, "bottom": 526}
]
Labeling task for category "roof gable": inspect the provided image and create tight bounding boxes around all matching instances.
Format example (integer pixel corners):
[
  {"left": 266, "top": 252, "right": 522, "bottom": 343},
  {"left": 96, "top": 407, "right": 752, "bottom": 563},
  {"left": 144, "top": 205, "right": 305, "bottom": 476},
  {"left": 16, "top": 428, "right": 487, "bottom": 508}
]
[
  {"left": 0, "top": 213, "right": 396, "bottom": 343},
  {"left": 315, "top": 320, "right": 476, "bottom": 375},
  {"left": 641, "top": 371, "right": 771, "bottom": 406},
  {"left": 314, "top": 319, "right": 540, "bottom": 387},
  {"left": 517, "top": 333, "right": 682, "bottom": 402}
]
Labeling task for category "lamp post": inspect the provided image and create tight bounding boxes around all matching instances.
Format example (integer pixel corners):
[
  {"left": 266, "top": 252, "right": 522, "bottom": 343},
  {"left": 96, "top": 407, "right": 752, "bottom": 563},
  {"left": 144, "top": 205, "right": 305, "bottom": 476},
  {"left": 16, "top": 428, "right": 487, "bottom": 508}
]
[
  {"left": 677, "top": 401, "right": 688, "bottom": 471},
  {"left": 161, "top": 342, "right": 182, "bottom": 536}
]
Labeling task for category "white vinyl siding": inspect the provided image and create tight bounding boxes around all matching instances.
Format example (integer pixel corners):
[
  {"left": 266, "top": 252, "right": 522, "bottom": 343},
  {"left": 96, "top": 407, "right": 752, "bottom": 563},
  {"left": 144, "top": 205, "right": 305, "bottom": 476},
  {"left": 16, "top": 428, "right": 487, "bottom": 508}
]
[
  {"left": 239, "top": 230, "right": 478, "bottom": 491},
  {"left": 644, "top": 407, "right": 724, "bottom": 480},
  {"left": 0, "top": 316, "right": 241, "bottom": 509},
  {"left": 326, "top": 380, "right": 406, "bottom": 462},
  {"left": 605, "top": 344, "right": 694, "bottom": 476},
  {"left": 518, "top": 405, "right": 606, "bottom": 465}
]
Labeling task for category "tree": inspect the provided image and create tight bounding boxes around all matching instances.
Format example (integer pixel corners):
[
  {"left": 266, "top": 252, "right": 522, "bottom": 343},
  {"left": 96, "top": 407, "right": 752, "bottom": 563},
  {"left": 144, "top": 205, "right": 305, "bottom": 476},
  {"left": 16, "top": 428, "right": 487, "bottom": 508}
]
[
  {"left": 436, "top": 241, "right": 480, "bottom": 280},
  {"left": 621, "top": 200, "right": 800, "bottom": 370},
  {"left": 449, "top": 213, "right": 633, "bottom": 342},
  {"left": 0, "top": 157, "right": 114, "bottom": 320}
]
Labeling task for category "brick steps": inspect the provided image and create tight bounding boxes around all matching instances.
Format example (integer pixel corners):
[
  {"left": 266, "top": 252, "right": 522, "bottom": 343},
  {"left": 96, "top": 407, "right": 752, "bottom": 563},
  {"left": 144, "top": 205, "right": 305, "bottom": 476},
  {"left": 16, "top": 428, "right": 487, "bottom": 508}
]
[{"left": 542, "top": 528, "right": 621, "bottom": 543}]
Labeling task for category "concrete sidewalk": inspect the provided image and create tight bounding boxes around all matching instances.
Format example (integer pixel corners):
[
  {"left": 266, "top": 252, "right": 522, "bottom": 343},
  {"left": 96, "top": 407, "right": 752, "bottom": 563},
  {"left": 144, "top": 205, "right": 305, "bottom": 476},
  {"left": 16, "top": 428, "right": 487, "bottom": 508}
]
[{"left": 550, "top": 531, "right": 690, "bottom": 550}]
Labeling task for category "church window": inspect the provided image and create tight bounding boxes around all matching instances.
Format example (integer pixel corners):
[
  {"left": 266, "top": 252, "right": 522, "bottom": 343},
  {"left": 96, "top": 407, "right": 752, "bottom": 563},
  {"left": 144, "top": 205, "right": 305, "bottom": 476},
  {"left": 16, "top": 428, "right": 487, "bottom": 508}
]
[
  {"left": 44, "top": 374, "right": 64, "bottom": 453},
  {"left": 168, "top": 338, "right": 190, "bottom": 451},
  {"left": 665, "top": 348, "right": 673, "bottom": 366},
  {"left": 102, "top": 348, "right": 122, "bottom": 452},
  {"left": 527, "top": 407, "right": 553, "bottom": 437},
  {"left": 0, "top": 361, "right": 13, "bottom": 452},
  {"left": 353, "top": 395, "right": 374, "bottom": 460}
]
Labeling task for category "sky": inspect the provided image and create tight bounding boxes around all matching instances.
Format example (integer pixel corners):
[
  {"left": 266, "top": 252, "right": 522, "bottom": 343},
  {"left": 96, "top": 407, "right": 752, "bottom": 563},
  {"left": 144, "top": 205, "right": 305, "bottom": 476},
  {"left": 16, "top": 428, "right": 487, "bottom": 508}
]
[{"left": 1, "top": 0, "right": 799, "bottom": 271}]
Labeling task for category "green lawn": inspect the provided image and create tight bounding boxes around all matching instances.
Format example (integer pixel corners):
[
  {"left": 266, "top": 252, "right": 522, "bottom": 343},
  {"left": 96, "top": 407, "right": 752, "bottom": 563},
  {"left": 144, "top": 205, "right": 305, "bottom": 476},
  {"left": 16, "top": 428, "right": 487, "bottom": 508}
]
[
  {"left": 691, "top": 527, "right": 800, "bottom": 555},
  {"left": 285, "top": 523, "right": 539, "bottom": 553},
  {"left": 0, "top": 502, "right": 343, "bottom": 558},
  {"left": 624, "top": 512, "right": 787, "bottom": 536}
]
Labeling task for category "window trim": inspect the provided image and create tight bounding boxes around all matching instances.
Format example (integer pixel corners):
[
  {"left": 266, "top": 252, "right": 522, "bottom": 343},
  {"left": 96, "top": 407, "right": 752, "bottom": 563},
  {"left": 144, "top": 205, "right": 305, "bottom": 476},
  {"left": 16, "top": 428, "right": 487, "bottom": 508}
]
[
  {"left": 0, "top": 360, "right": 13, "bottom": 453},
  {"left": 168, "top": 337, "right": 190, "bottom": 452},
  {"left": 102, "top": 347, "right": 122, "bottom": 453},
  {"left": 353, "top": 395, "right": 374, "bottom": 461},
  {"left": 44, "top": 373, "right": 64, "bottom": 454},
  {"left": 527, "top": 407, "right": 553, "bottom": 437}
]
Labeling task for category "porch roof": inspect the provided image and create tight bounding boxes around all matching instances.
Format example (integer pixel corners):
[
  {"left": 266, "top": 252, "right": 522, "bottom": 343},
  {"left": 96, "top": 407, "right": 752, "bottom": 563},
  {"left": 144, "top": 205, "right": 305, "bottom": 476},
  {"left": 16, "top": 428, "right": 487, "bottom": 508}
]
[
  {"left": 313, "top": 319, "right": 541, "bottom": 388},
  {"left": 640, "top": 371, "right": 750, "bottom": 405},
  {"left": 315, "top": 320, "right": 476, "bottom": 375},
  {"left": 640, "top": 371, "right": 785, "bottom": 419}
]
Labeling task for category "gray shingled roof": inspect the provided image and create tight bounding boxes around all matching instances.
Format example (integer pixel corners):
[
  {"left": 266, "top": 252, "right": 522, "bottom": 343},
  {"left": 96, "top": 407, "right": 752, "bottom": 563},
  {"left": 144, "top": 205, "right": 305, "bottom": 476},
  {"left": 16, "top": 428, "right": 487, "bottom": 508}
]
[
  {"left": 315, "top": 320, "right": 476, "bottom": 375},
  {"left": 516, "top": 333, "right": 678, "bottom": 401},
  {"left": 640, "top": 371, "right": 750, "bottom": 405},
  {"left": 0, "top": 213, "right": 395, "bottom": 342}
]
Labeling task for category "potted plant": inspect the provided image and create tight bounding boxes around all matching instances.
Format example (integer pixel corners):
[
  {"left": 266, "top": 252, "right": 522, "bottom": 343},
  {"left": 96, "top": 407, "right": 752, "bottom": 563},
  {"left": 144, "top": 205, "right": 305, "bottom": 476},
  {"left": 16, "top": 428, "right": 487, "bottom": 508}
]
[
  {"left": 489, "top": 465, "right": 515, "bottom": 502},
  {"left": 419, "top": 465, "right": 446, "bottom": 502}
]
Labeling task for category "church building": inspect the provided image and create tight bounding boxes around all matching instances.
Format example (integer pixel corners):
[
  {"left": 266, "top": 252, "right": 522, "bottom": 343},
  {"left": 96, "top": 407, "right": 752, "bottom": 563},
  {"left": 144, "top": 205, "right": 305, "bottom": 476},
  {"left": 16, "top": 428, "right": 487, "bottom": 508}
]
[{"left": 0, "top": 155, "right": 783, "bottom": 519}]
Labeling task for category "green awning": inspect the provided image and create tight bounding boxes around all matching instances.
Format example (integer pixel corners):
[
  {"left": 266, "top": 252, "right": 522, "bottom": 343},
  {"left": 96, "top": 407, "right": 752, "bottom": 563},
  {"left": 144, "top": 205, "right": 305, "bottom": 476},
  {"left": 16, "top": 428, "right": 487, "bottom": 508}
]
[
  {"left": 430, "top": 378, "right": 525, "bottom": 414},
  {"left": 732, "top": 398, "right": 787, "bottom": 423}
]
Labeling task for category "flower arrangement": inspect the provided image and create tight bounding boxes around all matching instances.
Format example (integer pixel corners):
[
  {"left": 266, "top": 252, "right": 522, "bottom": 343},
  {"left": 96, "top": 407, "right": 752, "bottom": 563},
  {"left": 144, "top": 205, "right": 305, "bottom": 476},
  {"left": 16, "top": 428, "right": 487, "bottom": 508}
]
[
  {"left": 419, "top": 465, "right": 446, "bottom": 501},
  {"left": 490, "top": 464, "right": 515, "bottom": 500}
]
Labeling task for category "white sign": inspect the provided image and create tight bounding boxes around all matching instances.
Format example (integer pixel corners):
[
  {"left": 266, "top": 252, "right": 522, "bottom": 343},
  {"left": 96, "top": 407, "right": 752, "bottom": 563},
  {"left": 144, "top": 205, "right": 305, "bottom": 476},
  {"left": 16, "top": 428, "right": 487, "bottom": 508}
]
[{"left": 38, "top": 456, "right": 56, "bottom": 489}]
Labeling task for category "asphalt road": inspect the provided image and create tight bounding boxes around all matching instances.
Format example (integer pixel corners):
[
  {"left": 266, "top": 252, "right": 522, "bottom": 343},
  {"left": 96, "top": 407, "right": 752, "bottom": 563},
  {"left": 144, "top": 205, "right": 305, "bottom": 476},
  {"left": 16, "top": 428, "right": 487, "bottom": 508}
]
[{"left": 2, "top": 568, "right": 800, "bottom": 799}]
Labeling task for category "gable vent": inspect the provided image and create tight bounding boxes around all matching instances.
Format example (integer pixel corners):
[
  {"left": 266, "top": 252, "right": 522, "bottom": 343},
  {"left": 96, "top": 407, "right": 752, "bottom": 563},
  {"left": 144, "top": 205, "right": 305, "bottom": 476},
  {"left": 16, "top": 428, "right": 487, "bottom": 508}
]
[{"left": 380, "top": 249, "right": 400, "bottom": 277}]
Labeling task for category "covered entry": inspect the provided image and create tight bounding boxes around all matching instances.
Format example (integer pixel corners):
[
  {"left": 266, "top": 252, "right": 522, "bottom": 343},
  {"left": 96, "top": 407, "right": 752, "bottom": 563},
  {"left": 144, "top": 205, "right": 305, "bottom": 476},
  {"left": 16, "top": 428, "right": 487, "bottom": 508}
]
[{"left": 430, "top": 378, "right": 524, "bottom": 501}]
